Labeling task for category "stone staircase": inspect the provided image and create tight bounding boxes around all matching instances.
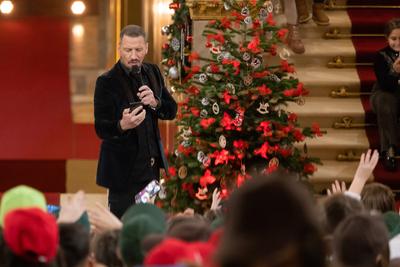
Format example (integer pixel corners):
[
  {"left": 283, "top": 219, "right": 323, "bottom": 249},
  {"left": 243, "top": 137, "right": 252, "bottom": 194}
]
[{"left": 287, "top": 0, "right": 371, "bottom": 189}]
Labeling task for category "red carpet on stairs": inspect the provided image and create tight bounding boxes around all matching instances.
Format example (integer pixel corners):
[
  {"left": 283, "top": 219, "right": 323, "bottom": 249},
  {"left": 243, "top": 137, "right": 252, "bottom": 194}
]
[{"left": 347, "top": 6, "right": 400, "bottom": 187}]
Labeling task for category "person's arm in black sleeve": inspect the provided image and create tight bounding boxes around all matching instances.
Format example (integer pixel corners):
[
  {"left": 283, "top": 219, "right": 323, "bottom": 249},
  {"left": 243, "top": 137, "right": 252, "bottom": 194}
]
[
  {"left": 94, "top": 76, "right": 126, "bottom": 140},
  {"left": 153, "top": 65, "right": 178, "bottom": 120},
  {"left": 374, "top": 50, "right": 400, "bottom": 93}
]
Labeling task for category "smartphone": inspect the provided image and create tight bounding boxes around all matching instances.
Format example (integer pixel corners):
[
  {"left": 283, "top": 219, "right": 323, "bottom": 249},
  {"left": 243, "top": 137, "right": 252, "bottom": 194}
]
[
  {"left": 47, "top": 204, "right": 60, "bottom": 217},
  {"left": 135, "top": 180, "right": 161, "bottom": 204},
  {"left": 129, "top": 101, "right": 143, "bottom": 112}
]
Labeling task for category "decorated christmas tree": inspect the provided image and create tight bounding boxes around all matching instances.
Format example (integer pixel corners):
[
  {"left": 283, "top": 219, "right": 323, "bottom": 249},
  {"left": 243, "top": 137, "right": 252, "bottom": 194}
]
[{"left": 159, "top": 0, "right": 323, "bottom": 212}]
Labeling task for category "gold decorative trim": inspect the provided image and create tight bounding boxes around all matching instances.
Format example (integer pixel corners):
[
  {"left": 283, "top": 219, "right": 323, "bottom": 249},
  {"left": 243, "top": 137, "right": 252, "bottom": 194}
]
[
  {"left": 327, "top": 56, "right": 373, "bottom": 68},
  {"left": 325, "top": 28, "right": 383, "bottom": 39},
  {"left": 332, "top": 116, "right": 375, "bottom": 129},
  {"left": 336, "top": 151, "right": 360, "bottom": 161},
  {"left": 185, "top": 0, "right": 232, "bottom": 20},
  {"left": 330, "top": 86, "right": 371, "bottom": 98}
]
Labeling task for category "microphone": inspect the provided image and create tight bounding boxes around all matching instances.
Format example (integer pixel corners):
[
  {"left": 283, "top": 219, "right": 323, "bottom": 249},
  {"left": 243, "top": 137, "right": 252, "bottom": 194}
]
[{"left": 131, "top": 65, "right": 144, "bottom": 85}]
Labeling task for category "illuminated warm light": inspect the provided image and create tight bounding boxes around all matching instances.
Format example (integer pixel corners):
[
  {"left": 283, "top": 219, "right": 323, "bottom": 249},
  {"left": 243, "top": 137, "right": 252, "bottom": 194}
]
[
  {"left": 72, "top": 24, "right": 84, "bottom": 39},
  {"left": 154, "top": 2, "right": 174, "bottom": 15},
  {"left": 0, "top": 0, "right": 13, "bottom": 14},
  {"left": 71, "top": 1, "right": 86, "bottom": 15}
]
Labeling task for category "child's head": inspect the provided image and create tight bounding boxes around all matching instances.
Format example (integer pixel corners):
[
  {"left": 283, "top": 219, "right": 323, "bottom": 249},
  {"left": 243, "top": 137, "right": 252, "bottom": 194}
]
[
  {"left": 361, "top": 183, "right": 395, "bottom": 213},
  {"left": 384, "top": 18, "right": 400, "bottom": 52}
]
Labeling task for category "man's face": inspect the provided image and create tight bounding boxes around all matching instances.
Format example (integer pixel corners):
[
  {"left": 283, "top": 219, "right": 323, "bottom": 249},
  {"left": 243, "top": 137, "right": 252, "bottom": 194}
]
[{"left": 118, "top": 35, "right": 148, "bottom": 69}]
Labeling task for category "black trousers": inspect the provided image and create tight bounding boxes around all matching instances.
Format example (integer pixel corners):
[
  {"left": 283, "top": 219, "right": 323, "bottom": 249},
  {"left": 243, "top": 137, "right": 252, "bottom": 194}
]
[
  {"left": 108, "top": 180, "right": 150, "bottom": 219},
  {"left": 370, "top": 90, "right": 400, "bottom": 152}
]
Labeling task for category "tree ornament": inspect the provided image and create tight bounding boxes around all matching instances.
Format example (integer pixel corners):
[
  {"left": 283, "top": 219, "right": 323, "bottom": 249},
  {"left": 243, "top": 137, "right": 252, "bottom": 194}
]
[
  {"left": 161, "top": 25, "right": 170, "bottom": 35},
  {"left": 242, "top": 52, "right": 251, "bottom": 61},
  {"left": 174, "top": 149, "right": 179, "bottom": 156},
  {"left": 264, "top": 0, "right": 274, "bottom": 13},
  {"left": 213, "top": 74, "right": 222, "bottom": 81},
  {"left": 259, "top": 8, "right": 268, "bottom": 20},
  {"left": 241, "top": 6, "right": 250, "bottom": 16},
  {"left": 199, "top": 73, "right": 208, "bottom": 83},
  {"left": 257, "top": 102, "right": 270, "bottom": 114},
  {"left": 227, "top": 83, "right": 235, "bottom": 94},
  {"left": 233, "top": 111, "right": 244, "bottom": 127},
  {"left": 168, "top": 66, "right": 179, "bottom": 79},
  {"left": 186, "top": 35, "right": 193, "bottom": 42},
  {"left": 244, "top": 16, "right": 252, "bottom": 25},
  {"left": 202, "top": 156, "right": 211, "bottom": 167},
  {"left": 279, "top": 48, "right": 291, "bottom": 60},
  {"left": 200, "top": 109, "right": 208, "bottom": 118},
  {"left": 222, "top": 51, "right": 231, "bottom": 60},
  {"left": 217, "top": 53, "right": 224, "bottom": 62},
  {"left": 169, "top": 2, "right": 180, "bottom": 10},
  {"left": 181, "top": 127, "right": 192, "bottom": 140},
  {"left": 243, "top": 75, "right": 253, "bottom": 86},
  {"left": 224, "top": 2, "right": 231, "bottom": 10},
  {"left": 219, "top": 135, "right": 227, "bottom": 148},
  {"left": 211, "top": 46, "right": 221, "bottom": 54},
  {"left": 212, "top": 102, "right": 220, "bottom": 115},
  {"left": 178, "top": 165, "right": 188, "bottom": 179},
  {"left": 197, "top": 151, "right": 206, "bottom": 162},
  {"left": 181, "top": 140, "right": 191, "bottom": 147},
  {"left": 265, "top": 31, "right": 273, "bottom": 40},
  {"left": 268, "top": 74, "right": 281, "bottom": 82},
  {"left": 269, "top": 157, "right": 280, "bottom": 168},
  {"left": 251, "top": 57, "right": 262, "bottom": 69},
  {"left": 195, "top": 187, "right": 208, "bottom": 200},
  {"left": 158, "top": 186, "right": 167, "bottom": 199},
  {"left": 170, "top": 86, "right": 176, "bottom": 93},
  {"left": 171, "top": 38, "right": 180, "bottom": 51},
  {"left": 296, "top": 96, "right": 306, "bottom": 106},
  {"left": 201, "top": 97, "right": 210, "bottom": 106},
  {"left": 274, "top": 0, "right": 282, "bottom": 14},
  {"left": 241, "top": 164, "right": 246, "bottom": 175}
]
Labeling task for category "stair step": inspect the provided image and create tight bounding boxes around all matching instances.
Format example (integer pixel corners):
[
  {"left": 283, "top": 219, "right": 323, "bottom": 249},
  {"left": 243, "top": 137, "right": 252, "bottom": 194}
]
[
  {"left": 299, "top": 10, "right": 352, "bottom": 39},
  {"left": 290, "top": 38, "right": 356, "bottom": 67},
  {"left": 288, "top": 97, "right": 365, "bottom": 128},
  {"left": 295, "top": 67, "right": 361, "bottom": 97},
  {"left": 297, "top": 128, "right": 370, "bottom": 160},
  {"left": 310, "top": 160, "right": 359, "bottom": 183}
]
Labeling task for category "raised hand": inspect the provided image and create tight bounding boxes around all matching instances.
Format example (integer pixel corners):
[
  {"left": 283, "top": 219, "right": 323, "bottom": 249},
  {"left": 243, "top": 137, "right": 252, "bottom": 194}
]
[{"left": 327, "top": 180, "right": 347, "bottom": 196}]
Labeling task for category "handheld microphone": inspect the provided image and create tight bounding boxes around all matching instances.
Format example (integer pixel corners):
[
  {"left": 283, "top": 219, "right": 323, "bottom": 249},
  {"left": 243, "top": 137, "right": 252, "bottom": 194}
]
[{"left": 131, "top": 65, "right": 144, "bottom": 85}]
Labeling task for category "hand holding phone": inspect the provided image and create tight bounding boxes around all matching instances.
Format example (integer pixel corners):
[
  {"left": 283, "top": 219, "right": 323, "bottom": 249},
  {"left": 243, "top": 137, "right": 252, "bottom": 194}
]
[{"left": 135, "top": 180, "right": 161, "bottom": 204}]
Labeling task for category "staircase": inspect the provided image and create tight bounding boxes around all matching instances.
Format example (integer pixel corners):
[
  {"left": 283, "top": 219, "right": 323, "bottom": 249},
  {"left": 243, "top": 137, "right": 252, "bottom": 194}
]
[{"left": 287, "top": 0, "right": 400, "bottom": 190}]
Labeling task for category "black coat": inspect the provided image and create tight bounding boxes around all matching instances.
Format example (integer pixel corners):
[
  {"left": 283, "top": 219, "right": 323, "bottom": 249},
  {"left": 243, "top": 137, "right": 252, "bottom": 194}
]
[
  {"left": 373, "top": 46, "right": 400, "bottom": 94},
  {"left": 94, "top": 62, "right": 177, "bottom": 191}
]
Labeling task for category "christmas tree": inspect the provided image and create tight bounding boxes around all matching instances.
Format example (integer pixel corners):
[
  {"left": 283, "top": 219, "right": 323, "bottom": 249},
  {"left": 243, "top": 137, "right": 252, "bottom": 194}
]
[{"left": 159, "top": 0, "right": 323, "bottom": 212}]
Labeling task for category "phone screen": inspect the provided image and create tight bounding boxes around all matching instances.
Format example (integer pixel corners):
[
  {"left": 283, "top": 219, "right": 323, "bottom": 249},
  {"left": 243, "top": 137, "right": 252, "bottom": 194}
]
[{"left": 135, "top": 180, "right": 161, "bottom": 203}]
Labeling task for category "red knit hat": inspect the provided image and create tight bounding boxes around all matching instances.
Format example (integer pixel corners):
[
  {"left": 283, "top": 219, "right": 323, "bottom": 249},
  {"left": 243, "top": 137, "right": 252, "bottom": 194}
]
[
  {"left": 3, "top": 207, "right": 59, "bottom": 263},
  {"left": 144, "top": 238, "right": 198, "bottom": 266}
]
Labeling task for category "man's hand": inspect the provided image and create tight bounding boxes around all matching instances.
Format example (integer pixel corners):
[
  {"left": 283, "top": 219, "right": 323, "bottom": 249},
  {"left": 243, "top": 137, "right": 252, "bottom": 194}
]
[
  {"left": 137, "top": 85, "right": 158, "bottom": 108},
  {"left": 119, "top": 105, "right": 146, "bottom": 131},
  {"left": 87, "top": 202, "right": 122, "bottom": 234}
]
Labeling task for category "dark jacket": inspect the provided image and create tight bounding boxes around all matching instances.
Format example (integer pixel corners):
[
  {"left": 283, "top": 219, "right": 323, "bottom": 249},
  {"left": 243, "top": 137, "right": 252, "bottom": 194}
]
[
  {"left": 373, "top": 46, "right": 400, "bottom": 94},
  {"left": 94, "top": 62, "right": 177, "bottom": 191}
]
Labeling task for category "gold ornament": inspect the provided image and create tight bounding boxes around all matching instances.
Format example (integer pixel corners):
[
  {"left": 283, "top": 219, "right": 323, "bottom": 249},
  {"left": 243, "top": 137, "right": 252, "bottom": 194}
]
[
  {"left": 178, "top": 166, "right": 188, "bottom": 179},
  {"left": 296, "top": 96, "right": 305, "bottom": 106},
  {"left": 269, "top": 157, "right": 280, "bottom": 168}
]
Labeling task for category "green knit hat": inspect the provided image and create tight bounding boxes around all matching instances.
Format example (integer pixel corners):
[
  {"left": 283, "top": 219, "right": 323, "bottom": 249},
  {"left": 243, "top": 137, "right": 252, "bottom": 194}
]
[
  {"left": 0, "top": 185, "right": 47, "bottom": 225},
  {"left": 119, "top": 204, "right": 166, "bottom": 266},
  {"left": 383, "top": 211, "right": 400, "bottom": 239}
]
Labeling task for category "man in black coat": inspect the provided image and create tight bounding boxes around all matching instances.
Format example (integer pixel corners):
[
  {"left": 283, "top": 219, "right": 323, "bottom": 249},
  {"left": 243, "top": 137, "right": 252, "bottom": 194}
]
[{"left": 94, "top": 25, "right": 177, "bottom": 218}]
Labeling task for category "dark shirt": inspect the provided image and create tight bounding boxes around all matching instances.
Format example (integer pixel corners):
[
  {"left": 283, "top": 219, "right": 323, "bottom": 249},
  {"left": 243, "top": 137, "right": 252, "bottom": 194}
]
[
  {"left": 373, "top": 46, "right": 400, "bottom": 94},
  {"left": 120, "top": 62, "right": 161, "bottom": 181}
]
